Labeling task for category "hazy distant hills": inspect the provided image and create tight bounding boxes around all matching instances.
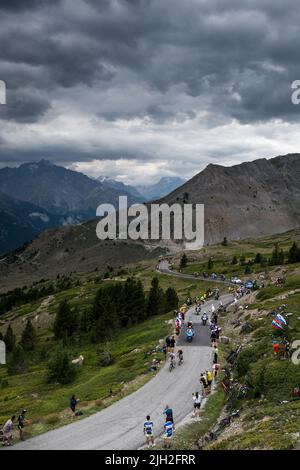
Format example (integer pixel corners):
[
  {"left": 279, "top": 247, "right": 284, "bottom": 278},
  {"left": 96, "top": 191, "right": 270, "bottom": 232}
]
[
  {"left": 136, "top": 177, "right": 186, "bottom": 201},
  {"left": 98, "top": 176, "right": 144, "bottom": 201},
  {"left": 99, "top": 175, "right": 186, "bottom": 201}
]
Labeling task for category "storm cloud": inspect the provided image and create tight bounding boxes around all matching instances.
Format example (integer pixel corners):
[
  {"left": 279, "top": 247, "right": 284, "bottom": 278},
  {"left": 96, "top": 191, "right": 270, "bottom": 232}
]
[{"left": 0, "top": 0, "right": 299, "bottom": 183}]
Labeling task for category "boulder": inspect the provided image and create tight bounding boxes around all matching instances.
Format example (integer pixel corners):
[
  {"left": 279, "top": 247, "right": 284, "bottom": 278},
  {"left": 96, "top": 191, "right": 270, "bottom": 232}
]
[
  {"left": 220, "top": 336, "right": 230, "bottom": 344},
  {"left": 71, "top": 355, "right": 84, "bottom": 366}
]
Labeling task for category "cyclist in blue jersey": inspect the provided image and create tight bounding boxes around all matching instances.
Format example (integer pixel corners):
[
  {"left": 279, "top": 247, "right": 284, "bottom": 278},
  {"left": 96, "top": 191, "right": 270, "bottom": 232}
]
[
  {"left": 143, "top": 415, "right": 155, "bottom": 448},
  {"left": 163, "top": 419, "right": 174, "bottom": 448}
]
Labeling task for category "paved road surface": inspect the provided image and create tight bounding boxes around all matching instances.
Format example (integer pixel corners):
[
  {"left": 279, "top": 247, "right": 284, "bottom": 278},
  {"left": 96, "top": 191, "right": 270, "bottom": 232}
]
[
  {"left": 157, "top": 260, "right": 233, "bottom": 285},
  {"left": 12, "top": 295, "right": 232, "bottom": 450}
]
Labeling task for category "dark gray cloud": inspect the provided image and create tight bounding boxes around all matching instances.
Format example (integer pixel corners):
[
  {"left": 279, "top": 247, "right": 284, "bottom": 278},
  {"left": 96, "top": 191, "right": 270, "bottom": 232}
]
[
  {"left": 0, "top": 0, "right": 62, "bottom": 12},
  {"left": 0, "top": 0, "right": 299, "bottom": 178}
]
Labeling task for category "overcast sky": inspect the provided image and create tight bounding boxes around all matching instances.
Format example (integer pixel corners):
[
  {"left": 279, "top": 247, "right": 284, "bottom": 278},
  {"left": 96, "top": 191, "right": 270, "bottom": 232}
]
[{"left": 0, "top": 0, "right": 300, "bottom": 184}]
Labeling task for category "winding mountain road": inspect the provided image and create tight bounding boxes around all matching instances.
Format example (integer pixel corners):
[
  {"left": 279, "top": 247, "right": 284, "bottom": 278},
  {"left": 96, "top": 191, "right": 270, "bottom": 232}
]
[
  {"left": 157, "top": 259, "right": 233, "bottom": 285},
  {"left": 12, "top": 284, "right": 232, "bottom": 450}
]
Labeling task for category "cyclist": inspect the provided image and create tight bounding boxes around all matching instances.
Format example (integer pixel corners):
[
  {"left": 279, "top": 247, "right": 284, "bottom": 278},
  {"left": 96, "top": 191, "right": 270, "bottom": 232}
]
[
  {"left": 177, "top": 349, "right": 183, "bottom": 365},
  {"left": 169, "top": 352, "right": 176, "bottom": 370}
]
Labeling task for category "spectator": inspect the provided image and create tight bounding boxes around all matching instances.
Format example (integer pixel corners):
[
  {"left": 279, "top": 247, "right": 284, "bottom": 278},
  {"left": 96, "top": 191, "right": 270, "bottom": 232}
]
[
  {"left": 70, "top": 395, "right": 79, "bottom": 416},
  {"left": 2, "top": 415, "right": 15, "bottom": 447},
  {"left": 192, "top": 392, "right": 202, "bottom": 417},
  {"left": 169, "top": 336, "right": 176, "bottom": 353},
  {"left": 17, "top": 410, "right": 27, "bottom": 441}
]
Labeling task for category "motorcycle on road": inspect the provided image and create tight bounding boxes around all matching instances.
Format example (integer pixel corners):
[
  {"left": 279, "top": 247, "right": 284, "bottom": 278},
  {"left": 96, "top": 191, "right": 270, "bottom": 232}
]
[{"left": 186, "top": 328, "right": 194, "bottom": 343}]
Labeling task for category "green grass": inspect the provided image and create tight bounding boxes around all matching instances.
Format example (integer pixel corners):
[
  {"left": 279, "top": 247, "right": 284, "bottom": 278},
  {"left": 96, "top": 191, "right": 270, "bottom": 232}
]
[
  {"left": 2, "top": 229, "right": 300, "bottom": 447},
  {"left": 0, "top": 311, "right": 171, "bottom": 439},
  {"left": 208, "top": 399, "right": 300, "bottom": 450}
]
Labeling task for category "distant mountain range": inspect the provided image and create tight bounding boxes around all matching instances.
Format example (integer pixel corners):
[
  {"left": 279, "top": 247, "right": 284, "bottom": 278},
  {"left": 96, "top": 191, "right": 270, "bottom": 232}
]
[
  {"left": 1, "top": 153, "right": 300, "bottom": 290},
  {"left": 136, "top": 177, "right": 186, "bottom": 201},
  {"left": 98, "top": 176, "right": 144, "bottom": 200},
  {"left": 99, "top": 175, "right": 186, "bottom": 201},
  {"left": 0, "top": 159, "right": 142, "bottom": 219},
  {"left": 0, "top": 160, "right": 185, "bottom": 254}
]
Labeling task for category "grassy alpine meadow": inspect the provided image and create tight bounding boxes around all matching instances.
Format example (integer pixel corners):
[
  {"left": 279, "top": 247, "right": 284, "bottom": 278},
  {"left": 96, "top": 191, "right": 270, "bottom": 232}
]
[
  {"left": 0, "top": 310, "right": 171, "bottom": 439},
  {"left": 1, "top": 230, "right": 300, "bottom": 446},
  {"left": 0, "top": 253, "right": 228, "bottom": 443}
]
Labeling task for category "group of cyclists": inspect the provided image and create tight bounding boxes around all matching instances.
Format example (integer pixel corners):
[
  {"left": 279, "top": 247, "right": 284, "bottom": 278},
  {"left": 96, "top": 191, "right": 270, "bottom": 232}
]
[{"left": 142, "top": 291, "right": 224, "bottom": 448}]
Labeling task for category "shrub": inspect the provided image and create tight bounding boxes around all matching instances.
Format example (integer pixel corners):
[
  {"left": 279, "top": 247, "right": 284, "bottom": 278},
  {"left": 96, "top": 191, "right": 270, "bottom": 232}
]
[
  {"left": 7, "top": 345, "right": 27, "bottom": 375},
  {"left": 99, "top": 350, "right": 115, "bottom": 367},
  {"left": 47, "top": 348, "right": 77, "bottom": 384}
]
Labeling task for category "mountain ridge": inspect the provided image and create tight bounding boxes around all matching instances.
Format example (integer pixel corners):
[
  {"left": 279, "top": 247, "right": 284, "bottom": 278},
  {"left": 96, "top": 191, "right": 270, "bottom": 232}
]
[{"left": 1, "top": 153, "right": 300, "bottom": 289}]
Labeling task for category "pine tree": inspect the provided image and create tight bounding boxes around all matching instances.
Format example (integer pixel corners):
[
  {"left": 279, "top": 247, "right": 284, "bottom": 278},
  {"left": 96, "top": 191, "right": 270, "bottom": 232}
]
[
  {"left": 4, "top": 325, "right": 15, "bottom": 353},
  {"left": 179, "top": 254, "right": 188, "bottom": 270},
  {"left": 278, "top": 249, "right": 285, "bottom": 265},
  {"left": 122, "top": 278, "right": 145, "bottom": 325},
  {"left": 231, "top": 255, "right": 238, "bottom": 265},
  {"left": 270, "top": 244, "right": 285, "bottom": 266},
  {"left": 21, "top": 320, "right": 37, "bottom": 351},
  {"left": 47, "top": 348, "right": 77, "bottom": 384},
  {"left": 254, "top": 253, "right": 262, "bottom": 264},
  {"left": 164, "top": 287, "right": 179, "bottom": 312},
  {"left": 147, "top": 277, "right": 161, "bottom": 316},
  {"left": 288, "top": 242, "right": 300, "bottom": 264},
  {"left": 222, "top": 237, "right": 228, "bottom": 246},
  {"left": 53, "top": 300, "right": 77, "bottom": 341},
  {"left": 132, "top": 279, "right": 146, "bottom": 323},
  {"left": 244, "top": 264, "right": 252, "bottom": 275},
  {"left": 7, "top": 345, "right": 26, "bottom": 375},
  {"left": 92, "top": 289, "right": 119, "bottom": 341},
  {"left": 207, "top": 257, "right": 214, "bottom": 270}
]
